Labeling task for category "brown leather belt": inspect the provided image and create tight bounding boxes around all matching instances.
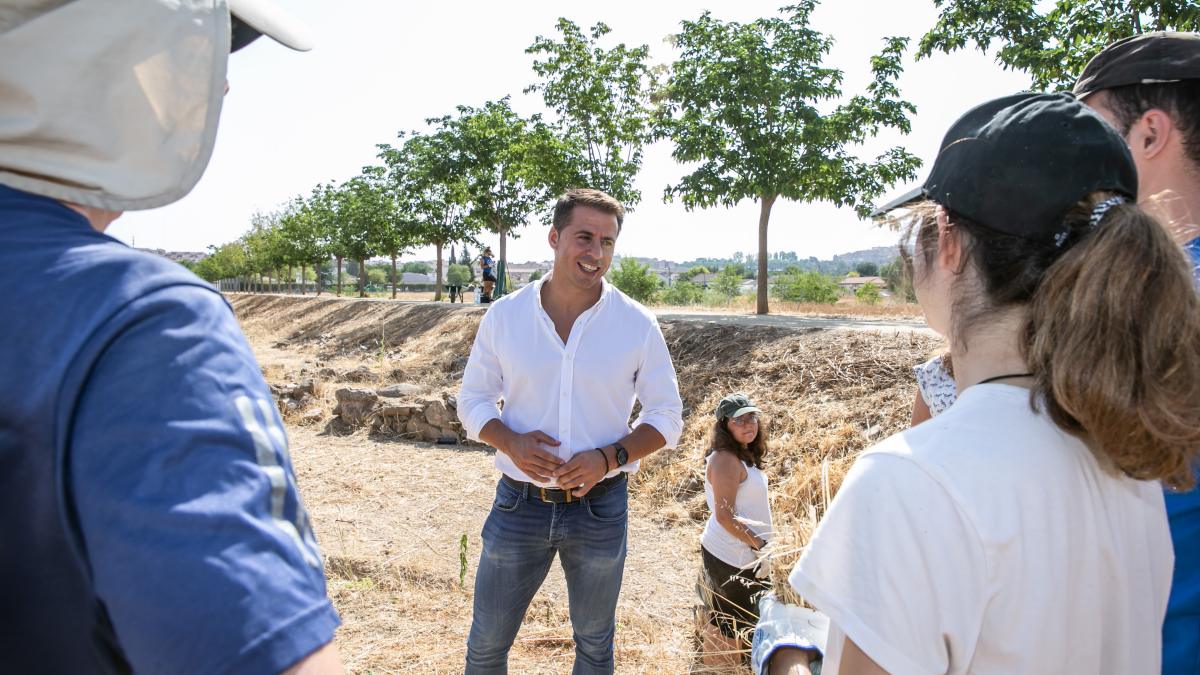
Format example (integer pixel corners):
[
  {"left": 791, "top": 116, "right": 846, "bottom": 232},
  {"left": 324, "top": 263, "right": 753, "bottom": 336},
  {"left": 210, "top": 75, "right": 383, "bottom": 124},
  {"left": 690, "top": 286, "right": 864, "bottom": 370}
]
[{"left": 501, "top": 473, "right": 626, "bottom": 504}]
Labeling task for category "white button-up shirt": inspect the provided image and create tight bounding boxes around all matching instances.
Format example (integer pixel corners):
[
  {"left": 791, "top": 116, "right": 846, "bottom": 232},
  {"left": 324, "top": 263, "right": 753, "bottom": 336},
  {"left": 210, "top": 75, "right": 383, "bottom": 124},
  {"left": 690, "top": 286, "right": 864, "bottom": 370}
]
[{"left": 457, "top": 275, "right": 683, "bottom": 487}]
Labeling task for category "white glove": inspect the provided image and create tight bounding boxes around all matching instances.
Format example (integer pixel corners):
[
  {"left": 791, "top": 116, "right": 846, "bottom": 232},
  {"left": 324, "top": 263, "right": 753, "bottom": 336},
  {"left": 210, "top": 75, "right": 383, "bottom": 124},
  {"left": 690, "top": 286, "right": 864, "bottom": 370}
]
[{"left": 751, "top": 593, "right": 829, "bottom": 675}]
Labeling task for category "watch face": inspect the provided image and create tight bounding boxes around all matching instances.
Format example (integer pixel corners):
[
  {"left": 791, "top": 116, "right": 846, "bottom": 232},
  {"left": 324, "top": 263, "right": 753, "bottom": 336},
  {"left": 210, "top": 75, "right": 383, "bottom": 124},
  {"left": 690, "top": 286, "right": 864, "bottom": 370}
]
[{"left": 615, "top": 445, "right": 629, "bottom": 465}]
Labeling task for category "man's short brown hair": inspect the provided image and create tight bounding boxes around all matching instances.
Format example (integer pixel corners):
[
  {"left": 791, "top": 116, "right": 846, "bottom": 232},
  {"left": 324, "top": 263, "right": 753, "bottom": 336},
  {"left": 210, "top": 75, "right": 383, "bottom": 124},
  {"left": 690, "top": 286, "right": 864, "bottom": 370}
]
[{"left": 552, "top": 188, "right": 625, "bottom": 232}]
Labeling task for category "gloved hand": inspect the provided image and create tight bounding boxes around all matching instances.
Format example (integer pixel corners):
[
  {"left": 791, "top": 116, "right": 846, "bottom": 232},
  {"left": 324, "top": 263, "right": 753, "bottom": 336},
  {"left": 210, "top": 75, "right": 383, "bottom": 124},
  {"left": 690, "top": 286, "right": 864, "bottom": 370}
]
[{"left": 751, "top": 593, "right": 829, "bottom": 675}]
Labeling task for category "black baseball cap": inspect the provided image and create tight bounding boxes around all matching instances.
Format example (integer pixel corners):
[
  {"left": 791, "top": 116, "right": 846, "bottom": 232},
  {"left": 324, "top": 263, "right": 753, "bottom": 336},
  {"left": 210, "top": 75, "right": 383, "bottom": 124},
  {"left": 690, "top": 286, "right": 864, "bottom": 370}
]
[
  {"left": 871, "top": 92, "right": 1137, "bottom": 240},
  {"left": 1074, "top": 32, "right": 1200, "bottom": 99}
]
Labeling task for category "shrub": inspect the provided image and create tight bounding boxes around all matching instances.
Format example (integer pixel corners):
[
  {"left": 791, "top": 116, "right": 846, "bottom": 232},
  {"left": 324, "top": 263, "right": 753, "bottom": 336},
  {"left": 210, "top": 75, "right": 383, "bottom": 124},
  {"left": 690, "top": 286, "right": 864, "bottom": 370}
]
[
  {"left": 713, "top": 265, "right": 743, "bottom": 299},
  {"left": 660, "top": 279, "right": 704, "bottom": 306},
  {"left": 609, "top": 257, "right": 661, "bottom": 304},
  {"left": 447, "top": 264, "right": 471, "bottom": 287},
  {"left": 772, "top": 269, "right": 840, "bottom": 304},
  {"left": 855, "top": 282, "right": 882, "bottom": 305}
]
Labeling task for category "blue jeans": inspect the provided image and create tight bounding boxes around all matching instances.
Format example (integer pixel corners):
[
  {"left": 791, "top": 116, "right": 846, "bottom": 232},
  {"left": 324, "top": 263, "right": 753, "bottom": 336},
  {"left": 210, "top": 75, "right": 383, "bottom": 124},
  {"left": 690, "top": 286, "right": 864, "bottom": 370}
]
[{"left": 465, "top": 475, "right": 629, "bottom": 675}]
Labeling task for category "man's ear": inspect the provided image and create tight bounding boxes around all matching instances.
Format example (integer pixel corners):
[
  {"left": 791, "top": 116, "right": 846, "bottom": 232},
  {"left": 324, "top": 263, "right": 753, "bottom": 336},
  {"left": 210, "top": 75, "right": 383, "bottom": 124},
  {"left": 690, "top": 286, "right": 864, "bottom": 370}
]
[
  {"left": 548, "top": 225, "right": 559, "bottom": 251},
  {"left": 1130, "top": 109, "right": 1174, "bottom": 161}
]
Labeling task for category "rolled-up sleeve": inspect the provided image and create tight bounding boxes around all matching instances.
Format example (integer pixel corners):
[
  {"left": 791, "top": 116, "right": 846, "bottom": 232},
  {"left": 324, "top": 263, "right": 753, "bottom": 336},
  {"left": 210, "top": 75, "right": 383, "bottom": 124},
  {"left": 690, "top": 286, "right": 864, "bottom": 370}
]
[
  {"left": 457, "top": 310, "right": 504, "bottom": 441},
  {"left": 632, "top": 321, "right": 683, "bottom": 448}
]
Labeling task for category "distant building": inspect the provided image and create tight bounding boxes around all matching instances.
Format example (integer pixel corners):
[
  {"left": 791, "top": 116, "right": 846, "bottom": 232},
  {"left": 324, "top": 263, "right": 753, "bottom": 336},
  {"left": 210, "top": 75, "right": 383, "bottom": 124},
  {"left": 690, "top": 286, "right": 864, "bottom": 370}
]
[
  {"left": 137, "top": 248, "right": 207, "bottom": 265},
  {"left": 838, "top": 275, "right": 886, "bottom": 291}
]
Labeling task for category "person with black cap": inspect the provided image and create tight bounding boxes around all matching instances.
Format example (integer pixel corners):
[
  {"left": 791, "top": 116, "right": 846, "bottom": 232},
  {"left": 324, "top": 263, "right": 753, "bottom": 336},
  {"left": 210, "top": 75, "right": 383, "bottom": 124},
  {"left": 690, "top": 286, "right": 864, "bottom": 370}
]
[
  {"left": 699, "top": 393, "right": 774, "bottom": 663},
  {"left": 1074, "top": 31, "right": 1200, "bottom": 675},
  {"left": 761, "top": 92, "right": 1200, "bottom": 674},
  {"left": 0, "top": 2, "right": 343, "bottom": 673}
]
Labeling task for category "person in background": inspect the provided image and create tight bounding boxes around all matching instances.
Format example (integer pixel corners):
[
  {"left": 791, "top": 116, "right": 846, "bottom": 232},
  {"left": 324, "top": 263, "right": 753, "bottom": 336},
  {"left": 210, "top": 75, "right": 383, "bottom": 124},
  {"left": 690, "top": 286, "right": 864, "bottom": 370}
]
[
  {"left": 0, "top": 1, "right": 343, "bottom": 672},
  {"left": 479, "top": 246, "right": 496, "bottom": 302},
  {"left": 699, "top": 394, "right": 774, "bottom": 664},
  {"left": 768, "top": 92, "right": 1200, "bottom": 674},
  {"left": 1073, "top": 31, "right": 1200, "bottom": 674}
]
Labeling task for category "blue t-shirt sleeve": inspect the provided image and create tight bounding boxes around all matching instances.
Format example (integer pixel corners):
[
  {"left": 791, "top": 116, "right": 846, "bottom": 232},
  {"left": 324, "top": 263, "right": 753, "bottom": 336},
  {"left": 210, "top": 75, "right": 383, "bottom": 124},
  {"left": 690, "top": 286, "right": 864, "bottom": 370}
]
[{"left": 65, "top": 285, "right": 339, "bottom": 674}]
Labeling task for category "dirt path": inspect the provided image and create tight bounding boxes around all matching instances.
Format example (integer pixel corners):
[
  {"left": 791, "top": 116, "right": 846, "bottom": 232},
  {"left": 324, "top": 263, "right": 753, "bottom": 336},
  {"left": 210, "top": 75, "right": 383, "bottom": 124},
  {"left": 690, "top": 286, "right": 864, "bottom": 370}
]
[
  {"left": 654, "top": 309, "right": 932, "bottom": 335},
  {"left": 231, "top": 292, "right": 931, "bottom": 335}
]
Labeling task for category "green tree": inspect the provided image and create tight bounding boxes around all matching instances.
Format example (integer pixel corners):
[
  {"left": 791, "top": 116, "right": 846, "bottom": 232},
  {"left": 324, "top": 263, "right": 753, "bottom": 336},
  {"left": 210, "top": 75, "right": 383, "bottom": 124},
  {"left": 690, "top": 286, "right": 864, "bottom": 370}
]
[
  {"left": 772, "top": 268, "right": 840, "bottom": 304},
  {"left": 360, "top": 164, "right": 421, "bottom": 299},
  {"left": 608, "top": 257, "right": 661, "bottom": 304},
  {"left": 429, "top": 98, "right": 562, "bottom": 291},
  {"left": 660, "top": 278, "right": 704, "bottom": 306},
  {"left": 331, "top": 175, "right": 390, "bottom": 298},
  {"left": 447, "top": 263, "right": 472, "bottom": 287},
  {"left": 277, "top": 194, "right": 330, "bottom": 295},
  {"left": 855, "top": 261, "right": 879, "bottom": 277},
  {"left": 528, "top": 268, "right": 544, "bottom": 282},
  {"left": 918, "top": 1, "right": 1200, "bottom": 91},
  {"left": 680, "top": 265, "right": 711, "bottom": 281},
  {"left": 713, "top": 264, "right": 743, "bottom": 300},
  {"left": 657, "top": 3, "right": 920, "bottom": 314},
  {"left": 380, "top": 131, "right": 480, "bottom": 301},
  {"left": 855, "top": 281, "right": 883, "bottom": 304},
  {"left": 526, "top": 19, "right": 656, "bottom": 206},
  {"left": 401, "top": 261, "right": 431, "bottom": 274},
  {"left": 192, "top": 241, "right": 248, "bottom": 286}
]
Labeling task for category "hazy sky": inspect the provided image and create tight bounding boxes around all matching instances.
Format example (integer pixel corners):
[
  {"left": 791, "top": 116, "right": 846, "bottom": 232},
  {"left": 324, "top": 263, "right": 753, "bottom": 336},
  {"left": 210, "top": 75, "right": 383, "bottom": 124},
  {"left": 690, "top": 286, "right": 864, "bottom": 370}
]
[{"left": 108, "top": 0, "right": 1032, "bottom": 264}]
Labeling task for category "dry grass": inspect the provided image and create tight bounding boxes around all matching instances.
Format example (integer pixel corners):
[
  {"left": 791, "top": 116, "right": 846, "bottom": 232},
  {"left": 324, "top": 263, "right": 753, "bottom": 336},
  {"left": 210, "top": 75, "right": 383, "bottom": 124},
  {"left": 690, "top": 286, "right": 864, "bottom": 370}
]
[{"left": 231, "top": 294, "right": 942, "bottom": 673}]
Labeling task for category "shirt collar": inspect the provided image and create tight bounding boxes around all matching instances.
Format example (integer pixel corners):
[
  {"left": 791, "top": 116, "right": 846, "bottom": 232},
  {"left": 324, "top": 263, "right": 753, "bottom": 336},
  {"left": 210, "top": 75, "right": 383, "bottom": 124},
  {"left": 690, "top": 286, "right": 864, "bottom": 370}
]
[{"left": 533, "top": 271, "right": 612, "bottom": 315}]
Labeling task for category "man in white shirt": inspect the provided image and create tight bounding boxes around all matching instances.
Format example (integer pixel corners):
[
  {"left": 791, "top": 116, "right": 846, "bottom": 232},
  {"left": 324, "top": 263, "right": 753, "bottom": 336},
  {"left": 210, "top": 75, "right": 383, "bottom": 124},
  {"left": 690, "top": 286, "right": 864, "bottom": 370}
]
[{"left": 457, "top": 188, "right": 683, "bottom": 674}]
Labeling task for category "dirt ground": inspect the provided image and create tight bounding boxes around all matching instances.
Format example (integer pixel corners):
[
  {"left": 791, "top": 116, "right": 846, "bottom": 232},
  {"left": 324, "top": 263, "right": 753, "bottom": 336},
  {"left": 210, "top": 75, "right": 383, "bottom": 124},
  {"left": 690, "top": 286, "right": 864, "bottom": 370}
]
[{"left": 232, "top": 294, "right": 942, "bottom": 673}]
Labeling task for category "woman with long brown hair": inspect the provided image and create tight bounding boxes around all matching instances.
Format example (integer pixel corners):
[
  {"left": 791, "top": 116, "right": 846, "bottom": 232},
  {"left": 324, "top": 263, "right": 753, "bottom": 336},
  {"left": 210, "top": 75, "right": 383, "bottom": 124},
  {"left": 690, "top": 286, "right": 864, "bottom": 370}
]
[
  {"left": 777, "top": 93, "right": 1200, "bottom": 675},
  {"left": 699, "top": 393, "right": 774, "bottom": 662}
]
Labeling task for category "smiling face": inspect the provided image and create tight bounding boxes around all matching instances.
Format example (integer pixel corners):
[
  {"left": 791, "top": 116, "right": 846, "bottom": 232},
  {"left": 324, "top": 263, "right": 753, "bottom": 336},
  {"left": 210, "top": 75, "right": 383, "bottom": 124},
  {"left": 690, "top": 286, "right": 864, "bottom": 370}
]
[{"left": 548, "top": 205, "right": 619, "bottom": 294}]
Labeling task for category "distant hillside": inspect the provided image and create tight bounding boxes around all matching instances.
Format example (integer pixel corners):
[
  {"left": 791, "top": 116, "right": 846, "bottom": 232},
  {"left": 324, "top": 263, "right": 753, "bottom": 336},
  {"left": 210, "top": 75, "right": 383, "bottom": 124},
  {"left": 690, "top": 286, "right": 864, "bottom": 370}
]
[{"left": 831, "top": 245, "right": 899, "bottom": 267}]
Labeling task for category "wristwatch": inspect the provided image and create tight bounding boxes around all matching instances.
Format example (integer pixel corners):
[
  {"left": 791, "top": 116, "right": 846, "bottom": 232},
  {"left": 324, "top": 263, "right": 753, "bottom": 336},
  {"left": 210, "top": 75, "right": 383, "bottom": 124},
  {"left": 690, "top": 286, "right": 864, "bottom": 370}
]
[{"left": 612, "top": 441, "right": 629, "bottom": 467}]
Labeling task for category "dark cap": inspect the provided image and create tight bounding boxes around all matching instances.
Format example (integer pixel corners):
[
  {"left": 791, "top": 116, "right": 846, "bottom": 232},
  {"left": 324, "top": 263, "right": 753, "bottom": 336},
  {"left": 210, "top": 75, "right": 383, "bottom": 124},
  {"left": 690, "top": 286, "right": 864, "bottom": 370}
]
[
  {"left": 1074, "top": 32, "right": 1200, "bottom": 99},
  {"left": 872, "top": 92, "right": 1137, "bottom": 240},
  {"left": 715, "top": 393, "right": 759, "bottom": 421}
]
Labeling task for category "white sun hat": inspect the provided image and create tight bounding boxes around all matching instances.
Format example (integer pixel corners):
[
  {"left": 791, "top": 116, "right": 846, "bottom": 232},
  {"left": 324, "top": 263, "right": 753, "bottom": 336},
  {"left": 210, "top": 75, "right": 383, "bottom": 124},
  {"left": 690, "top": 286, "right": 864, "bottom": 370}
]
[{"left": 0, "top": 0, "right": 312, "bottom": 212}]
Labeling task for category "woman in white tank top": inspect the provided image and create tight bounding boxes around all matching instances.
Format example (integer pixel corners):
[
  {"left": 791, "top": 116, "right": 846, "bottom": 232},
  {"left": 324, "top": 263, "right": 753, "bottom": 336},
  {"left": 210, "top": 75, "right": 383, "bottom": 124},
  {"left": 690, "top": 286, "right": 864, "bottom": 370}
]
[{"left": 699, "top": 393, "right": 774, "bottom": 664}]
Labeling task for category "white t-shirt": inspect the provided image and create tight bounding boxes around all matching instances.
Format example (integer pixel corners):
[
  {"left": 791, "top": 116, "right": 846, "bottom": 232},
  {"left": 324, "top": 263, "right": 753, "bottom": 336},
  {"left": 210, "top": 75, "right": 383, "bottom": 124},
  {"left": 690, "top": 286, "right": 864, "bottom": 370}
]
[{"left": 790, "top": 384, "right": 1173, "bottom": 675}]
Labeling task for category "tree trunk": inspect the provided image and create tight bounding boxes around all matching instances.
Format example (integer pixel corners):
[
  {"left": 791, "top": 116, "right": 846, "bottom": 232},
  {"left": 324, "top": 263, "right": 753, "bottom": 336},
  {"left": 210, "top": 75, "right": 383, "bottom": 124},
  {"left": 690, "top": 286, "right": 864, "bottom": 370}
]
[
  {"left": 336, "top": 256, "right": 343, "bottom": 297},
  {"left": 391, "top": 253, "right": 398, "bottom": 300},
  {"left": 300, "top": 265, "right": 307, "bottom": 295},
  {"left": 287, "top": 264, "right": 293, "bottom": 294},
  {"left": 358, "top": 258, "right": 367, "bottom": 298},
  {"left": 434, "top": 242, "right": 445, "bottom": 301},
  {"left": 498, "top": 220, "right": 508, "bottom": 296},
  {"left": 757, "top": 194, "right": 777, "bottom": 315}
]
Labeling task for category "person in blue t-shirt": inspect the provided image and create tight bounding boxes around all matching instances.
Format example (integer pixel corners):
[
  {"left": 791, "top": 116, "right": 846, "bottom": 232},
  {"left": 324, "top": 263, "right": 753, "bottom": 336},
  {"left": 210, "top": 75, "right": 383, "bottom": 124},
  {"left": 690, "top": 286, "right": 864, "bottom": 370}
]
[
  {"left": 1076, "top": 32, "right": 1200, "bottom": 675},
  {"left": 0, "top": 2, "right": 343, "bottom": 673},
  {"left": 478, "top": 246, "right": 496, "bottom": 302}
]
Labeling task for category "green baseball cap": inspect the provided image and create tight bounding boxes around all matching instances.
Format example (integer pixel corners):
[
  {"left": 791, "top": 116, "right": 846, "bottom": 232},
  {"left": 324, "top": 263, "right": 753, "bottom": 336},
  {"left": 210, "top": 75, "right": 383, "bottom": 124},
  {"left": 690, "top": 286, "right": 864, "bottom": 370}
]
[{"left": 715, "top": 393, "right": 760, "bottom": 421}]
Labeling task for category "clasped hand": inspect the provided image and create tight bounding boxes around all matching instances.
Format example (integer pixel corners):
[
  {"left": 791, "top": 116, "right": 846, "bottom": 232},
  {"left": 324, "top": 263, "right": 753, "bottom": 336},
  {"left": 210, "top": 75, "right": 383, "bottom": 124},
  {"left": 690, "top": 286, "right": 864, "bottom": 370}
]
[{"left": 501, "top": 431, "right": 610, "bottom": 497}]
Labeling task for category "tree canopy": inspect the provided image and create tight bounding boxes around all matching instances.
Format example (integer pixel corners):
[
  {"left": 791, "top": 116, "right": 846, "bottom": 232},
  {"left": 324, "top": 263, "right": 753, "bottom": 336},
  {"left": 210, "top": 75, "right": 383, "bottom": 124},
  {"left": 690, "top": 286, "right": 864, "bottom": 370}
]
[
  {"left": 656, "top": 2, "right": 920, "bottom": 313},
  {"left": 918, "top": 0, "right": 1200, "bottom": 91},
  {"left": 526, "top": 18, "right": 656, "bottom": 206}
]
